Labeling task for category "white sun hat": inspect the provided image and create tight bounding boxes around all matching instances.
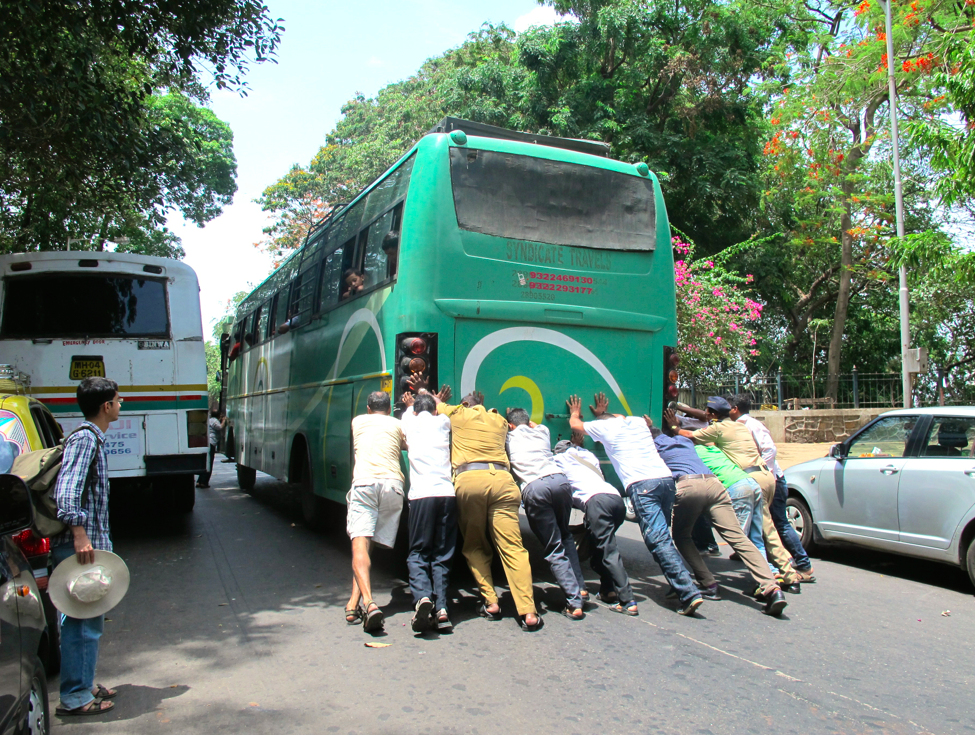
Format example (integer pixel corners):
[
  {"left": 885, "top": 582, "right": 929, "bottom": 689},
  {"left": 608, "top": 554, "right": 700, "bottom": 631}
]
[{"left": 48, "top": 550, "right": 130, "bottom": 619}]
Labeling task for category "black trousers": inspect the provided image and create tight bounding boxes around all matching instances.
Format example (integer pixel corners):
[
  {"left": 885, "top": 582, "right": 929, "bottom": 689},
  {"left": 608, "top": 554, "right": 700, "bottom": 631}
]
[
  {"left": 197, "top": 444, "right": 217, "bottom": 485},
  {"left": 406, "top": 496, "right": 458, "bottom": 610},
  {"left": 585, "top": 492, "right": 634, "bottom": 603}
]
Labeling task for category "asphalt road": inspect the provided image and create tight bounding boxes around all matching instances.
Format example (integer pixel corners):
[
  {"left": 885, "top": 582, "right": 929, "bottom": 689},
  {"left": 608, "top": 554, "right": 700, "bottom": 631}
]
[{"left": 50, "top": 458, "right": 975, "bottom": 735}]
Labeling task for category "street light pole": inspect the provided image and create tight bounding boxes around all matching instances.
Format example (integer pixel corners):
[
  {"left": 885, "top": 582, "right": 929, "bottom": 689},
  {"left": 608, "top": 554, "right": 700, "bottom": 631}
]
[{"left": 879, "top": 0, "right": 912, "bottom": 408}]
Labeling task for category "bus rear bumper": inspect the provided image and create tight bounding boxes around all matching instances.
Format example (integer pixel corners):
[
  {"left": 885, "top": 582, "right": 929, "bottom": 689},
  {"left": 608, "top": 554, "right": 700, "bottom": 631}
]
[{"left": 145, "top": 454, "right": 207, "bottom": 475}]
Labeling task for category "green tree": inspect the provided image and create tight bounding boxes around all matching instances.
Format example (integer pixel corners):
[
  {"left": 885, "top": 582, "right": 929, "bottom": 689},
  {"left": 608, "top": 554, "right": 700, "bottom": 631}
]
[{"left": 0, "top": 1, "right": 281, "bottom": 253}]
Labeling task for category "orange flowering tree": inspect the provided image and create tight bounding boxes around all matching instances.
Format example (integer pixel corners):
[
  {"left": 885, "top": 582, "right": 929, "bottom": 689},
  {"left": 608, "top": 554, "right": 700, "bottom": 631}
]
[{"left": 757, "top": 0, "right": 974, "bottom": 398}]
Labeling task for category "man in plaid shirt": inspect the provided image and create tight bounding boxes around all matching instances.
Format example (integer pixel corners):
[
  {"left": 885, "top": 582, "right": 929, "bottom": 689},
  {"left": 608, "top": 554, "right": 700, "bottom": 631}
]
[{"left": 52, "top": 377, "right": 120, "bottom": 717}]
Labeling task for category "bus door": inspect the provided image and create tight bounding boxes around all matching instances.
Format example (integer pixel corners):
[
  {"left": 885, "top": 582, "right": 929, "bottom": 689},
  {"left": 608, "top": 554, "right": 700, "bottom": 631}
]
[{"left": 322, "top": 384, "right": 353, "bottom": 502}]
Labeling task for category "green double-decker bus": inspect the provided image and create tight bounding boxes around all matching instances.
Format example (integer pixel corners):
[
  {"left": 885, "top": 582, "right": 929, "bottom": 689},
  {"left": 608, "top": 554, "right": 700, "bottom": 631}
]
[{"left": 226, "top": 118, "right": 680, "bottom": 526}]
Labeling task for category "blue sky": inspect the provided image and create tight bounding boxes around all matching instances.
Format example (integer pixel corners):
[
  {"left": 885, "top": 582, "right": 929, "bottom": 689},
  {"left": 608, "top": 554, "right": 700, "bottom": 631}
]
[{"left": 175, "top": 0, "right": 562, "bottom": 337}]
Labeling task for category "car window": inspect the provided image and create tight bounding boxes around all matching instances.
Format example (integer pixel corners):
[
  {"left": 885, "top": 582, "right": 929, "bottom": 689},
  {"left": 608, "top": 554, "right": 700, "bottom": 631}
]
[
  {"left": 29, "top": 405, "right": 56, "bottom": 449},
  {"left": 847, "top": 416, "right": 919, "bottom": 458},
  {"left": 921, "top": 417, "right": 975, "bottom": 458}
]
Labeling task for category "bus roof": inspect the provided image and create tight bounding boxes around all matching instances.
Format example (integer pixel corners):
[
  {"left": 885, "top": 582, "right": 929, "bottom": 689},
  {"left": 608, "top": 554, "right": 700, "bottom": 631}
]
[
  {"left": 0, "top": 251, "right": 200, "bottom": 283},
  {"left": 428, "top": 117, "right": 611, "bottom": 158}
]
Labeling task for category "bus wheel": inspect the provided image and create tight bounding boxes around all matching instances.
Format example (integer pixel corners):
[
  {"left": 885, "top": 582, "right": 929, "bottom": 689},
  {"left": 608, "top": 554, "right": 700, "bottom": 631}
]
[
  {"left": 237, "top": 464, "right": 257, "bottom": 492},
  {"left": 170, "top": 474, "right": 196, "bottom": 513},
  {"left": 298, "top": 458, "right": 328, "bottom": 530}
]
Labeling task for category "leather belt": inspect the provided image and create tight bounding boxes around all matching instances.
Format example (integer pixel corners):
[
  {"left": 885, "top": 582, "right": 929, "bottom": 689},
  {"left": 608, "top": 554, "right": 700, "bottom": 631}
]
[
  {"left": 744, "top": 465, "right": 767, "bottom": 474},
  {"left": 455, "top": 461, "right": 509, "bottom": 476},
  {"left": 677, "top": 473, "right": 715, "bottom": 482}
]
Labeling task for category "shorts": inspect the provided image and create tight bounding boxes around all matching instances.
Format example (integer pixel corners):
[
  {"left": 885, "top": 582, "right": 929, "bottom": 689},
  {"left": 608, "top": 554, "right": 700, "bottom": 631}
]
[{"left": 346, "top": 479, "right": 405, "bottom": 548}]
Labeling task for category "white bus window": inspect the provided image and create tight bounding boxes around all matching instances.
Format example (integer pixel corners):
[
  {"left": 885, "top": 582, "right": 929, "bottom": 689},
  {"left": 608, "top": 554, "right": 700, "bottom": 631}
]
[
  {"left": 256, "top": 302, "right": 270, "bottom": 343},
  {"left": 290, "top": 264, "right": 319, "bottom": 319},
  {"left": 1, "top": 274, "right": 169, "bottom": 338}
]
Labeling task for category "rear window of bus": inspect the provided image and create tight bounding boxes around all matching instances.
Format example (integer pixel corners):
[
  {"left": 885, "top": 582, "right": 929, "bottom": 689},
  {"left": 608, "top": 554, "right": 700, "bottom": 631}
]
[
  {"left": 449, "top": 148, "right": 656, "bottom": 251},
  {"left": 1, "top": 274, "right": 169, "bottom": 338}
]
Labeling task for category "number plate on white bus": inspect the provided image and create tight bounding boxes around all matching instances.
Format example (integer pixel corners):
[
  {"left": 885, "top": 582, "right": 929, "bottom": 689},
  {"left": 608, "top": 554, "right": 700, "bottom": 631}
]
[{"left": 69, "top": 357, "right": 105, "bottom": 380}]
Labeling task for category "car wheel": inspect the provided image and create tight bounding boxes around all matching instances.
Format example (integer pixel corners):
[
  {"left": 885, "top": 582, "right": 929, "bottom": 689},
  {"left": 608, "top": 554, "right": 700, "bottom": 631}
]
[
  {"left": 26, "top": 654, "right": 50, "bottom": 735},
  {"left": 966, "top": 536, "right": 975, "bottom": 592},
  {"left": 236, "top": 464, "right": 256, "bottom": 492},
  {"left": 786, "top": 496, "right": 816, "bottom": 554},
  {"left": 41, "top": 591, "right": 61, "bottom": 676}
]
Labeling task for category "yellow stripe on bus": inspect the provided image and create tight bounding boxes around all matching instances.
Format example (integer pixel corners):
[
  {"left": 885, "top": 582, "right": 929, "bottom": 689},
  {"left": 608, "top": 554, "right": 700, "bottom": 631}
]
[{"left": 31, "top": 384, "right": 209, "bottom": 394}]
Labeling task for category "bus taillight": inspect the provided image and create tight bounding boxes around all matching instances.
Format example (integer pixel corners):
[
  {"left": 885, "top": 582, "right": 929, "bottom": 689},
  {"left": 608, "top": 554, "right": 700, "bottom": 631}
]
[
  {"left": 187, "top": 410, "right": 208, "bottom": 448},
  {"left": 663, "top": 346, "right": 680, "bottom": 404},
  {"left": 394, "top": 332, "right": 438, "bottom": 408}
]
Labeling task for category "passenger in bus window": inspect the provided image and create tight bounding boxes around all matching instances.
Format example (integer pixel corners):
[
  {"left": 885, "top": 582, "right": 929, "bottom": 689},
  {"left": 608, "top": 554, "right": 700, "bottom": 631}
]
[
  {"left": 341, "top": 269, "right": 365, "bottom": 300},
  {"left": 345, "top": 391, "right": 405, "bottom": 634},
  {"left": 505, "top": 407, "right": 586, "bottom": 620},
  {"left": 382, "top": 230, "right": 399, "bottom": 279}
]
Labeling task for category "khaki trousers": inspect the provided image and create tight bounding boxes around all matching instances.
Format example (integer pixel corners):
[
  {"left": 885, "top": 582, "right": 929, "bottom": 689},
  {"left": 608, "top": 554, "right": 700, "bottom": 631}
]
[
  {"left": 749, "top": 468, "right": 798, "bottom": 585},
  {"left": 455, "top": 468, "right": 536, "bottom": 615},
  {"left": 672, "top": 476, "right": 780, "bottom": 595}
]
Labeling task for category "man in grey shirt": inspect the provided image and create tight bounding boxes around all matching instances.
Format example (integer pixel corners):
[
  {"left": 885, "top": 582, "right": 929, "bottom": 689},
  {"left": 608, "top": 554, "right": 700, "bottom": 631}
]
[{"left": 506, "top": 408, "right": 586, "bottom": 619}]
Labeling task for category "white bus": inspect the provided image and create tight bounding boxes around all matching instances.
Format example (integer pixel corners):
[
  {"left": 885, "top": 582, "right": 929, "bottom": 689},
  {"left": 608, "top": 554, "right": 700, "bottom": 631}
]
[{"left": 0, "top": 251, "right": 209, "bottom": 511}]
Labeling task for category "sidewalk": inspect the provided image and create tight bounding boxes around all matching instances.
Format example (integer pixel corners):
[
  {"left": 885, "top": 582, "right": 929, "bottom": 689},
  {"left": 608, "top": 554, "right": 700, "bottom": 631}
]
[{"left": 777, "top": 442, "right": 832, "bottom": 469}]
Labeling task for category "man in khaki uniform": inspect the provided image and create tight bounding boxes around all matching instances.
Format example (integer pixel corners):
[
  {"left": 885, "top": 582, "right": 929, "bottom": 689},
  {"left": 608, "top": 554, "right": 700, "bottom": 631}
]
[
  {"left": 437, "top": 389, "right": 541, "bottom": 630},
  {"left": 677, "top": 396, "right": 801, "bottom": 593}
]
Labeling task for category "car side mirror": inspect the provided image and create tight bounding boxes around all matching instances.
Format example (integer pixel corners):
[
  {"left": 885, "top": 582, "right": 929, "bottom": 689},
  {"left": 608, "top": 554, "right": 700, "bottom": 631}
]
[
  {"left": 0, "top": 474, "right": 33, "bottom": 535},
  {"left": 829, "top": 443, "right": 846, "bottom": 460}
]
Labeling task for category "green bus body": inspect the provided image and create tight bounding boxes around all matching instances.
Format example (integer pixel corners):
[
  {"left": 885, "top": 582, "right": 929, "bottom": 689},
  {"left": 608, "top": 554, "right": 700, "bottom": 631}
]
[{"left": 227, "top": 126, "right": 677, "bottom": 509}]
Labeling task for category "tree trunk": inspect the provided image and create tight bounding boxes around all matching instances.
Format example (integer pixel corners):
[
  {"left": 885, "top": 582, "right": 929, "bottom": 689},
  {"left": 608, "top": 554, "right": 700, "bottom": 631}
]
[
  {"left": 938, "top": 367, "right": 946, "bottom": 406},
  {"left": 825, "top": 185, "right": 855, "bottom": 400}
]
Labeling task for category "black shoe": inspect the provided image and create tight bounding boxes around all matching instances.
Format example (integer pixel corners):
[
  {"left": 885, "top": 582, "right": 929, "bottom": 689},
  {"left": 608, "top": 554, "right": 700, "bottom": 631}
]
[
  {"left": 411, "top": 598, "right": 434, "bottom": 632},
  {"left": 677, "top": 597, "right": 704, "bottom": 616},
  {"left": 729, "top": 552, "right": 741, "bottom": 561},
  {"left": 781, "top": 582, "right": 801, "bottom": 594},
  {"left": 706, "top": 544, "right": 722, "bottom": 557},
  {"left": 700, "top": 584, "right": 721, "bottom": 600},
  {"left": 762, "top": 589, "right": 788, "bottom": 617}
]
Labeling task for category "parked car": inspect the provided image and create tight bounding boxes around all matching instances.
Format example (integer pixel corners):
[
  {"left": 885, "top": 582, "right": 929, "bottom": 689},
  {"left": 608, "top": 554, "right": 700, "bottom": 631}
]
[
  {"left": 784, "top": 407, "right": 975, "bottom": 587},
  {"left": 0, "top": 381, "right": 64, "bottom": 674},
  {"left": 0, "top": 473, "right": 50, "bottom": 734}
]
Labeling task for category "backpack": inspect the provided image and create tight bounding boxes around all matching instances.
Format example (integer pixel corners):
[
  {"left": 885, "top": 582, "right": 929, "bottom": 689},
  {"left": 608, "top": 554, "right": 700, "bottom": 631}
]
[{"left": 10, "top": 426, "right": 102, "bottom": 538}]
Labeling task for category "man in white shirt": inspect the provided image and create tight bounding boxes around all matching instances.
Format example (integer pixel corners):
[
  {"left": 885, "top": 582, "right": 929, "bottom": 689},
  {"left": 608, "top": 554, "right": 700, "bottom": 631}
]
[
  {"left": 401, "top": 389, "right": 457, "bottom": 633},
  {"left": 345, "top": 391, "right": 405, "bottom": 633},
  {"left": 553, "top": 432, "right": 637, "bottom": 615},
  {"left": 730, "top": 395, "right": 815, "bottom": 581},
  {"left": 506, "top": 408, "right": 585, "bottom": 619},
  {"left": 568, "top": 392, "right": 703, "bottom": 616}
]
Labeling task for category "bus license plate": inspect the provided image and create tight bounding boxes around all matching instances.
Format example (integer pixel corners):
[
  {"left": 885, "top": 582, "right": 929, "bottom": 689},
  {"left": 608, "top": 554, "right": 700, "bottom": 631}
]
[{"left": 69, "top": 358, "right": 106, "bottom": 380}]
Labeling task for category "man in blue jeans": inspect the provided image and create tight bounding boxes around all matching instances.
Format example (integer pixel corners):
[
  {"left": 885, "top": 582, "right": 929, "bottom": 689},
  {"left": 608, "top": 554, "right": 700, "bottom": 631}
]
[
  {"left": 730, "top": 395, "right": 816, "bottom": 582},
  {"left": 52, "top": 377, "right": 120, "bottom": 717},
  {"left": 568, "top": 392, "right": 703, "bottom": 616}
]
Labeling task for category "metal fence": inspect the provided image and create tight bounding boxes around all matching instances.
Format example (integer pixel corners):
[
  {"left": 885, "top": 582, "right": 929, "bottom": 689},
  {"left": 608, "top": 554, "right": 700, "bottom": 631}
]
[{"left": 682, "top": 369, "right": 904, "bottom": 410}]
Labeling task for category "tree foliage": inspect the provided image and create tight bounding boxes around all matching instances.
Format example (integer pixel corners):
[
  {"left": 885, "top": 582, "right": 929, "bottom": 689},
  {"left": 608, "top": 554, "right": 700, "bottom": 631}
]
[{"left": 0, "top": 0, "right": 282, "bottom": 254}]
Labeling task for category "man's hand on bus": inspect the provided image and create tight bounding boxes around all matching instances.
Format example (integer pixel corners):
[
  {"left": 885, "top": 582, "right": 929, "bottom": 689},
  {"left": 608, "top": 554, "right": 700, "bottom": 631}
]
[
  {"left": 401, "top": 391, "right": 415, "bottom": 408},
  {"left": 566, "top": 395, "right": 587, "bottom": 434},
  {"left": 407, "top": 373, "right": 430, "bottom": 392},
  {"left": 590, "top": 391, "right": 609, "bottom": 417},
  {"left": 662, "top": 408, "right": 681, "bottom": 436},
  {"left": 435, "top": 384, "right": 452, "bottom": 403}
]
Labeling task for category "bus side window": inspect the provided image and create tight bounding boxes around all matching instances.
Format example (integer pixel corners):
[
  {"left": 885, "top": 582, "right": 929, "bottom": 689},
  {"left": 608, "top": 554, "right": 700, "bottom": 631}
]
[
  {"left": 267, "top": 294, "right": 279, "bottom": 338},
  {"left": 257, "top": 301, "right": 270, "bottom": 343},
  {"left": 319, "top": 245, "right": 344, "bottom": 310},
  {"left": 290, "top": 264, "right": 319, "bottom": 322},
  {"left": 362, "top": 208, "right": 396, "bottom": 289},
  {"left": 273, "top": 288, "right": 290, "bottom": 332},
  {"left": 339, "top": 237, "right": 362, "bottom": 300},
  {"left": 244, "top": 308, "right": 260, "bottom": 348}
]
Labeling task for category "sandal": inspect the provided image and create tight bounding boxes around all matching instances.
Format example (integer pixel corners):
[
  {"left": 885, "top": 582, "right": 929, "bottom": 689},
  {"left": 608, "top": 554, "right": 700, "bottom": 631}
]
[
  {"left": 518, "top": 613, "right": 544, "bottom": 632},
  {"left": 561, "top": 606, "right": 584, "bottom": 620},
  {"left": 56, "top": 699, "right": 115, "bottom": 717},
  {"left": 92, "top": 684, "right": 117, "bottom": 700},
  {"left": 477, "top": 602, "right": 502, "bottom": 621},
  {"left": 596, "top": 592, "right": 619, "bottom": 605},
  {"left": 344, "top": 606, "right": 363, "bottom": 625},
  {"left": 362, "top": 600, "right": 384, "bottom": 632},
  {"left": 609, "top": 600, "right": 639, "bottom": 616}
]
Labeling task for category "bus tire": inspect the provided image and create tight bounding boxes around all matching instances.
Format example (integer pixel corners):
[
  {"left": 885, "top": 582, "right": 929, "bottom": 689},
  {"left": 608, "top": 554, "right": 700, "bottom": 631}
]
[
  {"left": 298, "top": 457, "right": 328, "bottom": 531},
  {"left": 170, "top": 474, "right": 196, "bottom": 513},
  {"left": 237, "top": 463, "right": 256, "bottom": 492}
]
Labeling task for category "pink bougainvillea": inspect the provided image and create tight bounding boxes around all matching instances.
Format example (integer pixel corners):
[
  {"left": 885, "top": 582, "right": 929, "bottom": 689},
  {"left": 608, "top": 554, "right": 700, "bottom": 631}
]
[{"left": 673, "top": 236, "right": 763, "bottom": 380}]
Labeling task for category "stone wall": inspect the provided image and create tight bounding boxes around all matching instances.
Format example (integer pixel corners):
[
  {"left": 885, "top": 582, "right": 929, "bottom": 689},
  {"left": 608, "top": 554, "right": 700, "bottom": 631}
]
[{"left": 751, "top": 408, "right": 886, "bottom": 444}]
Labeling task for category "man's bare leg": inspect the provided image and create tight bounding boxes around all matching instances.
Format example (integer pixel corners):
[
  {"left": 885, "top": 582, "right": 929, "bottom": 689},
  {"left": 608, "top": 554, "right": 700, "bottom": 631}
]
[
  {"left": 346, "top": 578, "right": 362, "bottom": 614},
  {"left": 351, "top": 536, "right": 375, "bottom": 609}
]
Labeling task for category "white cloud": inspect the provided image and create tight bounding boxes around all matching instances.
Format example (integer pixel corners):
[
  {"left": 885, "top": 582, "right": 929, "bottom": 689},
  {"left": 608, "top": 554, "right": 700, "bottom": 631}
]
[
  {"left": 367, "top": 56, "right": 383, "bottom": 68},
  {"left": 513, "top": 5, "right": 567, "bottom": 33}
]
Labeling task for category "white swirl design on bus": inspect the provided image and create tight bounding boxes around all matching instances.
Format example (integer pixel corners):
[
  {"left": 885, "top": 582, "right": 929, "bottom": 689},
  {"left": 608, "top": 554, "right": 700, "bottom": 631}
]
[
  {"left": 460, "top": 326, "right": 633, "bottom": 415},
  {"left": 332, "top": 308, "right": 387, "bottom": 379}
]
